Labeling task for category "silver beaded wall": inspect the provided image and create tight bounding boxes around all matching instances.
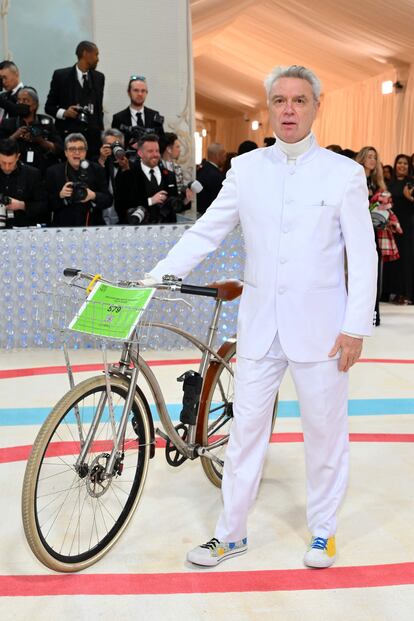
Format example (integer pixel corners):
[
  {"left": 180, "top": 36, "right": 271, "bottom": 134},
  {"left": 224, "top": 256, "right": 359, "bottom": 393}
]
[{"left": 0, "top": 225, "right": 244, "bottom": 350}]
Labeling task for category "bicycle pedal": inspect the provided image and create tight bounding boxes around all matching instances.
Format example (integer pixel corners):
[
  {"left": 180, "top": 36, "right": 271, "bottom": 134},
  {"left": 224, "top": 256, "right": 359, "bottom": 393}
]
[
  {"left": 196, "top": 446, "right": 224, "bottom": 467},
  {"left": 165, "top": 423, "right": 188, "bottom": 467}
]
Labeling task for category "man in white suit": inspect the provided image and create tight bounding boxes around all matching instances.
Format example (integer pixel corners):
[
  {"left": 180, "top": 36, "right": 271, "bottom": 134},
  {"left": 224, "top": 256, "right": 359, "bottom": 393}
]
[{"left": 144, "top": 65, "right": 377, "bottom": 568}]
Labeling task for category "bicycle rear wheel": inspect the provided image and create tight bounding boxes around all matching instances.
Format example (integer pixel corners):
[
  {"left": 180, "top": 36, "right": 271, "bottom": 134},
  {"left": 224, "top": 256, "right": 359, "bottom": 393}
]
[
  {"left": 22, "top": 375, "right": 151, "bottom": 572},
  {"left": 198, "top": 340, "right": 278, "bottom": 488}
]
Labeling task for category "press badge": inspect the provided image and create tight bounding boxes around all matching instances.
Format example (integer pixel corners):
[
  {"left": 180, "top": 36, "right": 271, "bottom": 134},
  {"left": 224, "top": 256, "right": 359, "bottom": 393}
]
[{"left": 26, "top": 150, "right": 34, "bottom": 163}]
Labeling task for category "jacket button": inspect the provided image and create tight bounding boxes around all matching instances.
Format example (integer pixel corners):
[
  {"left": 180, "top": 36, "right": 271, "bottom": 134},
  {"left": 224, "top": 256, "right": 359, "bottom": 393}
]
[{"left": 278, "top": 287, "right": 286, "bottom": 294}]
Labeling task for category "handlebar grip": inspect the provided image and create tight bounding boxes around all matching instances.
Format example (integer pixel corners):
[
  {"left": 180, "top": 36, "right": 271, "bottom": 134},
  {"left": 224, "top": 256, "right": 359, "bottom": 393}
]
[
  {"left": 180, "top": 284, "right": 218, "bottom": 298},
  {"left": 63, "top": 268, "right": 81, "bottom": 277}
]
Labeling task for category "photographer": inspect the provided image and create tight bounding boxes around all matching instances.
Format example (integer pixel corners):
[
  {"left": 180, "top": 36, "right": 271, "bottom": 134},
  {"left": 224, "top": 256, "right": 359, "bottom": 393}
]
[
  {"left": 113, "top": 133, "right": 178, "bottom": 224},
  {"left": 111, "top": 76, "right": 164, "bottom": 147},
  {"left": 0, "top": 61, "right": 25, "bottom": 120},
  {"left": 0, "top": 138, "right": 48, "bottom": 228},
  {"left": 45, "top": 41, "right": 104, "bottom": 157},
  {"left": 0, "top": 88, "right": 63, "bottom": 178},
  {"left": 96, "top": 128, "right": 130, "bottom": 225},
  {"left": 46, "top": 133, "right": 112, "bottom": 227}
]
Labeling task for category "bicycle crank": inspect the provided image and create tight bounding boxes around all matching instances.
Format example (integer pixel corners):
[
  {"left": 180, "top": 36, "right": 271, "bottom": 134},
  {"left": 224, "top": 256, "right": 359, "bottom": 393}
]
[{"left": 165, "top": 423, "right": 188, "bottom": 467}]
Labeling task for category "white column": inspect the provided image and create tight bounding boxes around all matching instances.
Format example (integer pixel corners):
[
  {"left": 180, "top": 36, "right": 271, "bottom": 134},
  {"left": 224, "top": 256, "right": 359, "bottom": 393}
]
[{"left": 92, "top": 0, "right": 195, "bottom": 184}]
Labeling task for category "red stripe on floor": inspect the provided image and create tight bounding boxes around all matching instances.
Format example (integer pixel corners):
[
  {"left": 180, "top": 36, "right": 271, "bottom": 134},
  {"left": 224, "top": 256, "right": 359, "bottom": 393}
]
[
  {"left": 2, "top": 433, "right": 413, "bottom": 464},
  {"left": 1, "top": 357, "right": 413, "bottom": 379},
  {"left": 0, "top": 359, "right": 202, "bottom": 380},
  {"left": 1, "top": 562, "right": 414, "bottom": 596}
]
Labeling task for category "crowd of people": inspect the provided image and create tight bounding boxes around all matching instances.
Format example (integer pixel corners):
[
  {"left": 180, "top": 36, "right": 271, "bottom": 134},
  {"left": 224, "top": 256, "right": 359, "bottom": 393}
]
[
  {"left": 332, "top": 144, "right": 414, "bottom": 320},
  {"left": 0, "top": 41, "right": 192, "bottom": 229},
  {"left": 0, "top": 40, "right": 413, "bottom": 312}
]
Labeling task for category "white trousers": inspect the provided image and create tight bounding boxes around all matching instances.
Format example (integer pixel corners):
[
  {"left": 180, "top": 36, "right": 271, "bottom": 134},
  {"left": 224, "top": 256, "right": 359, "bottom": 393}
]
[{"left": 215, "top": 333, "right": 349, "bottom": 542}]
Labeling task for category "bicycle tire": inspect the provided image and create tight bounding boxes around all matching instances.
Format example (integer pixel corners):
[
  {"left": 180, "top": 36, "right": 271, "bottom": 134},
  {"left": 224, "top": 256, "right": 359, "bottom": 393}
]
[
  {"left": 22, "top": 375, "right": 151, "bottom": 572},
  {"left": 198, "top": 340, "right": 278, "bottom": 488}
]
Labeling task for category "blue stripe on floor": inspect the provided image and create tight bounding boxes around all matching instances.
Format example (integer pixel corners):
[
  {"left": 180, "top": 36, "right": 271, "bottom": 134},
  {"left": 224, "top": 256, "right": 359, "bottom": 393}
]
[{"left": 1, "top": 399, "right": 414, "bottom": 426}]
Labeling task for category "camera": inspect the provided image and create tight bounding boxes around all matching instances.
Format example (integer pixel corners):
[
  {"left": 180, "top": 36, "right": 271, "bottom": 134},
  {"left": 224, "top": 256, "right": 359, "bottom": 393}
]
[
  {"left": 0, "top": 193, "right": 12, "bottom": 228},
  {"left": 28, "top": 117, "right": 53, "bottom": 139},
  {"left": 127, "top": 206, "right": 146, "bottom": 225},
  {"left": 75, "top": 104, "right": 93, "bottom": 124},
  {"left": 65, "top": 160, "right": 89, "bottom": 204},
  {"left": 119, "top": 113, "right": 165, "bottom": 145},
  {"left": 110, "top": 141, "right": 126, "bottom": 161}
]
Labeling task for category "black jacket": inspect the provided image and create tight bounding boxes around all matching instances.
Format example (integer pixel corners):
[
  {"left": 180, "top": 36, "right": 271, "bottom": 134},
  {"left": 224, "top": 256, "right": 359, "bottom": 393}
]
[
  {"left": 0, "top": 114, "right": 63, "bottom": 177},
  {"left": 45, "top": 65, "right": 104, "bottom": 157},
  {"left": 111, "top": 106, "right": 164, "bottom": 146},
  {"left": 0, "top": 162, "right": 48, "bottom": 227},
  {"left": 46, "top": 160, "right": 112, "bottom": 227},
  {"left": 114, "top": 161, "right": 178, "bottom": 224},
  {"left": 196, "top": 160, "right": 225, "bottom": 215},
  {"left": 45, "top": 65, "right": 105, "bottom": 131}
]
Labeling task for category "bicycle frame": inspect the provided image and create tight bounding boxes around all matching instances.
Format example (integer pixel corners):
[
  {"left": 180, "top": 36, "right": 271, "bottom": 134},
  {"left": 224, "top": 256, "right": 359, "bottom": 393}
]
[{"left": 64, "top": 295, "right": 235, "bottom": 476}]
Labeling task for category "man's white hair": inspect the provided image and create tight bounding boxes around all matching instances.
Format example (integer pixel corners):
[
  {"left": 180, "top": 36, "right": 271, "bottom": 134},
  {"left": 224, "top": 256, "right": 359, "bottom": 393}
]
[{"left": 264, "top": 65, "right": 322, "bottom": 101}]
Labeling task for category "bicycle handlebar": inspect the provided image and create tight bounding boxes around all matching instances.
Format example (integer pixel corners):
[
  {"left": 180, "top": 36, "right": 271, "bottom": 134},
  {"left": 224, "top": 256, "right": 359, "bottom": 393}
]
[{"left": 63, "top": 268, "right": 219, "bottom": 298}]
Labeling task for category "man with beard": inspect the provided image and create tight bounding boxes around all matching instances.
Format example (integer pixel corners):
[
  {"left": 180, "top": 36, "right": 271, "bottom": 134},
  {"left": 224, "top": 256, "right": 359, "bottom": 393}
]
[
  {"left": 111, "top": 76, "right": 164, "bottom": 147},
  {"left": 113, "top": 134, "right": 177, "bottom": 224}
]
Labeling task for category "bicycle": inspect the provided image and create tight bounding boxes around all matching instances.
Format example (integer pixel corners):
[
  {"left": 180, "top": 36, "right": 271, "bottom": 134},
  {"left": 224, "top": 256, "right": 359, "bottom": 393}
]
[{"left": 22, "top": 268, "right": 278, "bottom": 572}]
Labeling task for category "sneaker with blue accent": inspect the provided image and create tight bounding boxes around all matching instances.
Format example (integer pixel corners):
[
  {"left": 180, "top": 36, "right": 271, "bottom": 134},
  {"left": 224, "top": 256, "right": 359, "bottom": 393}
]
[
  {"left": 303, "top": 536, "right": 336, "bottom": 568},
  {"left": 187, "top": 537, "right": 248, "bottom": 566}
]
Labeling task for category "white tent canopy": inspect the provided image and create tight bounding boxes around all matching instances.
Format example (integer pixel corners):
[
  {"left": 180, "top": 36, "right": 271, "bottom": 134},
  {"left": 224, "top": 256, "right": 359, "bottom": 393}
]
[{"left": 191, "top": 0, "right": 414, "bottom": 161}]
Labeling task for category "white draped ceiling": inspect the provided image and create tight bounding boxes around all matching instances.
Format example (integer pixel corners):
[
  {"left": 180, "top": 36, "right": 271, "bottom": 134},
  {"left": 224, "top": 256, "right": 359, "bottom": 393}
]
[{"left": 190, "top": 0, "right": 414, "bottom": 161}]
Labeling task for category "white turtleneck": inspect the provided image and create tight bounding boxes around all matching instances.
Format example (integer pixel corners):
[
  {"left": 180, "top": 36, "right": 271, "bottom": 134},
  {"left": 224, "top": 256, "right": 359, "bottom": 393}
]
[{"left": 275, "top": 132, "right": 314, "bottom": 164}]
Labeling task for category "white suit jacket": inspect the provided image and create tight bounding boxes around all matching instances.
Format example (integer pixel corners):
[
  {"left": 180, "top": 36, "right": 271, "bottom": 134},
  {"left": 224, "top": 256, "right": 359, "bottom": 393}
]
[{"left": 150, "top": 139, "right": 378, "bottom": 362}]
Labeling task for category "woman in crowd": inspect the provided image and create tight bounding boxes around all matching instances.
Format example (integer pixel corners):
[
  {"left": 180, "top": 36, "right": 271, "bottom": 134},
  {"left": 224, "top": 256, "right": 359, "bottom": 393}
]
[
  {"left": 356, "top": 146, "right": 392, "bottom": 325},
  {"left": 383, "top": 154, "right": 414, "bottom": 304},
  {"left": 160, "top": 132, "right": 193, "bottom": 212}
]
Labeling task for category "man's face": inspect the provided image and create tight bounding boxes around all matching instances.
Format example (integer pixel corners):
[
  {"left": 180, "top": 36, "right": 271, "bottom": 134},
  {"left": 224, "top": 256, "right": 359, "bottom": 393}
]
[
  {"left": 84, "top": 47, "right": 99, "bottom": 70},
  {"left": 129, "top": 80, "right": 148, "bottom": 107},
  {"left": 138, "top": 141, "right": 160, "bottom": 168},
  {"left": 17, "top": 90, "right": 37, "bottom": 115},
  {"left": 0, "top": 67, "right": 20, "bottom": 91},
  {"left": 0, "top": 153, "right": 19, "bottom": 175},
  {"left": 65, "top": 141, "right": 87, "bottom": 168},
  {"left": 268, "top": 77, "right": 319, "bottom": 143}
]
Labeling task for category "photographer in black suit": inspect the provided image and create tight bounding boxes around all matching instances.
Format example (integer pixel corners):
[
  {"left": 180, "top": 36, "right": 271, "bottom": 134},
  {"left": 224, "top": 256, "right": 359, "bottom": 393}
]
[
  {"left": 0, "top": 61, "right": 25, "bottom": 120},
  {"left": 46, "top": 133, "right": 111, "bottom": 227},
  {"left": 0, "top": 138, "right": 48, "bottom": 228},
  {"left": 0, "top": 88, "right": 63, "bottom": 178},
  {"left": 45, "top": 41, "right": 104, "bottom": 157},
  {"left": 111, "top": 76, "right": 164, "bottom": 147},
  {"left": 113, "top": 133, "right": 178, "bottom": 225}
]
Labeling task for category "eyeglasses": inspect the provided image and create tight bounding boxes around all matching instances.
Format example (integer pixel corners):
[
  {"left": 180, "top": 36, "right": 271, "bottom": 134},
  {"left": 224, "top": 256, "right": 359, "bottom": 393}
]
[
  {"left": 66, "top": 146, "right": 87, "bottom": 153},
  {"left": 130, "top": 75, "right": 146, "bottom": 82}
]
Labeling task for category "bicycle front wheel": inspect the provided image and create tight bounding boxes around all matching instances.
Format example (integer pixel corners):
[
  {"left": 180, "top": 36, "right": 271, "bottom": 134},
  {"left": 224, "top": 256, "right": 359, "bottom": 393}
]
[
  {"left": 198, "top": 340, "right": 278, "bottom": 488},
  {"left": 22, "top": 375, "right": 152, "bottom": 572}
]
